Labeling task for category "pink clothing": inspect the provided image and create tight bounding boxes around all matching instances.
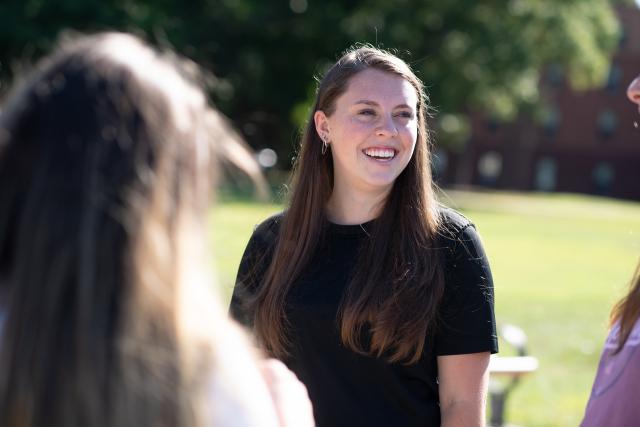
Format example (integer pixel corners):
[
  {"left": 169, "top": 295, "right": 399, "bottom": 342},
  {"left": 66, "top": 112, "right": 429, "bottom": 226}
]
[{"left": 581, "top": 318, "right": 640, "bottom": 427}]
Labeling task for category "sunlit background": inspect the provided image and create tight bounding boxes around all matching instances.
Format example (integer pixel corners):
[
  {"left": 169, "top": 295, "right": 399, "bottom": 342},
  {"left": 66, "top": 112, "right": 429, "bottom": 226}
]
[{"left": 1, "top": 1, "right": 639, "bottom": 426}]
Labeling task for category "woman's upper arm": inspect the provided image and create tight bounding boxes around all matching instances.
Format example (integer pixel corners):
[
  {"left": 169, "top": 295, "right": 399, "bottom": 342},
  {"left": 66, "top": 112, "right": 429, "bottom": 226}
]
[
  {"left": 435, "top": 221, "right": 498, "bottom": 355},
  {"left": 434, "top": 216, "right": 497, "bottom": 425},
  {"left": 437, "top": 352, "right": 491, "bottom": 427}
]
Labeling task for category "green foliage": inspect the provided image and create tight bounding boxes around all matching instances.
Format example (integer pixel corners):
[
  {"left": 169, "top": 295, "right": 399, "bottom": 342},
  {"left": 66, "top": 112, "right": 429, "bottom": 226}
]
[{"left": 0, "top": 0, "right": 623, "bottom": 158}]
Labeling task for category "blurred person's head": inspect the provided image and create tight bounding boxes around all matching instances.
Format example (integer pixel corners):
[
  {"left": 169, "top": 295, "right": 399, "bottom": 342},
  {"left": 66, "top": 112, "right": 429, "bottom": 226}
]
[
  {"left": 251, "top": 46, "right": 443, "bottom": 364},
  {"left": 0, "top": 32, "right": 256, "bottom": 427}
]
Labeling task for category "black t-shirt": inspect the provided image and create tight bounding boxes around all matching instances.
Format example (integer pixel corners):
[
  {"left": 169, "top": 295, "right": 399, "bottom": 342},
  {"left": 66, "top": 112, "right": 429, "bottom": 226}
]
[{"left": 231, "top": 207, "right": 498, "bottom": 427}]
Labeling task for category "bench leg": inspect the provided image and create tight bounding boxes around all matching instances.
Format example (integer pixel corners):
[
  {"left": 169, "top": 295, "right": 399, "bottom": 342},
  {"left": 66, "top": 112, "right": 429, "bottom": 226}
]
[{"left": 489, "top": 390, "right": 506, "bottom": 427}]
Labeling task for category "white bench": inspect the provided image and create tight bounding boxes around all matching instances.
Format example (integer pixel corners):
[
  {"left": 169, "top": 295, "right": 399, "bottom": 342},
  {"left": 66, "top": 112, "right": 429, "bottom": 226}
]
[
  {"left": 488, "top": 325, "right": 539, "bottom": 427},
  {"left": 490, "top": 355, "right": 539, "bottom": 376}
]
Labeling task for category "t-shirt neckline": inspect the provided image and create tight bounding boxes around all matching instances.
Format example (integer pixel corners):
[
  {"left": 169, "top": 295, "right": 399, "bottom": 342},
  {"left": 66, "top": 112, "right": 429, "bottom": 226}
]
[{"left": 325, "top": 218, "right": 376, "bottom": 235}]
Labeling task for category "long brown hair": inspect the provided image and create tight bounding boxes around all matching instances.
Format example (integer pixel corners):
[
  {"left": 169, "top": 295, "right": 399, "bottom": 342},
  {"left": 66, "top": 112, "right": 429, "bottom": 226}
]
[
  {"left": 610, "top": 261, "right": 640, "bottom": 354},
  {"left": 0, "top": 32, "right": 257, "bottom": 427},
  {"left": 252, "top": 46, "right": 443, "bottom": 364}
]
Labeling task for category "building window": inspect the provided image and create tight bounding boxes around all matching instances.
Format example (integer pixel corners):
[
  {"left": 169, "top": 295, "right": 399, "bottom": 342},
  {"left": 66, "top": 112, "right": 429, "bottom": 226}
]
[
  {"left": 592, "top": 162, "right": 614, "bottom": 196},
  {"left": 542, "top": 107, "right": 561, "bottom": 138},
  {"left": 597, "top": 110, "right": 617, "bottom": 139},
  {"left": 477, "top": 151, "right": 502, "bottom": 186},
  {"left": 618, "top": 27, "right": 627, "bottom": 48},
  {"left": 606, "top": 65, "right": 622, "bottom": 93},
  {"left": 547, "top": 63, "right": 564, "bottom": 87},
  {"left": 534, "top": 157, "right": 557, "bottom": 192},
  {"left": 485, "top": 117, "right": 500, "bottom": 133}
]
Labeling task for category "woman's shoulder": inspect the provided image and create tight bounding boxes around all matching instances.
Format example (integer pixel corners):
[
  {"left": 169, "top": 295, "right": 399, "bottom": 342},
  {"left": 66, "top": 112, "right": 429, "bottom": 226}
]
[
  {"left": 605, "top": 318, "right": 640, "bottom": 350},
  {"left": 436, "top": 205, "right": 475, "bottom": 243},
  {"left": 250, "top": 211, "right": 285, "bottom": 245}
]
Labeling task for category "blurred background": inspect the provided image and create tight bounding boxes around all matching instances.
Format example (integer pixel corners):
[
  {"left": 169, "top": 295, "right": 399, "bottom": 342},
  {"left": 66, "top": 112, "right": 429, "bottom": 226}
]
[{"left": 2, "top": 0, "right": 640, "bottom": 425}]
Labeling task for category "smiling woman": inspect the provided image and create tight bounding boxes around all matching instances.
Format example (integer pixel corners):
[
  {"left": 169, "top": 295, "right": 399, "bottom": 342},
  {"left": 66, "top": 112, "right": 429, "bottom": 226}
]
[
  {"left": 314, "top": 68, "right": 418, "bottom": 219},
  {"left": 231, "top": 46, "right": 498, "bottom": 427}
]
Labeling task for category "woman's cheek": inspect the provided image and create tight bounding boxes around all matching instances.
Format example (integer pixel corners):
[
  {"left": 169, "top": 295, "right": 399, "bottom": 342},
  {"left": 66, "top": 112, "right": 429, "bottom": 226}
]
[{"left": 403, "top": 125, "right": 418, "bottom": 143}]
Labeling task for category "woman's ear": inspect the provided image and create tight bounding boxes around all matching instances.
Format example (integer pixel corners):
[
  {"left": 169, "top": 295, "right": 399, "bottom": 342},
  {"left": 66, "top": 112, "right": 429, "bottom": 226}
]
[{"left": 314, "top": 110, "right": 330, "bottom": 141}]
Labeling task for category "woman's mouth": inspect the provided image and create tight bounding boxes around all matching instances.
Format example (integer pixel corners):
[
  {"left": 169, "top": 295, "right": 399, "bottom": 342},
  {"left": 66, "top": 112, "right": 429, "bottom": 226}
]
[{"left": 363, "top": 147, "right": 396, "bottom": 161}]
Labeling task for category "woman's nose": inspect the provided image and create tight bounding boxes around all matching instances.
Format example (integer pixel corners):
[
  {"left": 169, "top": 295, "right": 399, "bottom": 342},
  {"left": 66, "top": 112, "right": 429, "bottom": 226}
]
[
  {"left": 628, "top": 75, "right": 640, "bottom": 105},
  {"left": 376, "top": 115, "right": 399, "bottom": 138}
]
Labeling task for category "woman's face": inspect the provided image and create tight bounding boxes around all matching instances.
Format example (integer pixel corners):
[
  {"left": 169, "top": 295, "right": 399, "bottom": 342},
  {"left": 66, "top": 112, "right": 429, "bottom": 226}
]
[
  {"left": 315, "top": 68, "right": 419, "bottom": 195},
  {"left": 628, "top": 74, "right": 640, "bottom": 113}
]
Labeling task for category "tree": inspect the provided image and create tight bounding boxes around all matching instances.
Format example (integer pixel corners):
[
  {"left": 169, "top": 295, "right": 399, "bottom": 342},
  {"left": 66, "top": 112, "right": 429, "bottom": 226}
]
[{"left": 0, "top": 0, "right": 622, "bottom": 165}]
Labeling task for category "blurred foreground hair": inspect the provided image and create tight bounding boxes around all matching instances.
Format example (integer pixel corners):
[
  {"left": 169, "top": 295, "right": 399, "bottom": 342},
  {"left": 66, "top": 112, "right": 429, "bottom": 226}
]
[
  {"left": 611, "top": 261, "right": 640, "bottom": 354},
  {"left": 0, "top": 32, "right": 263, "bottom": 426}
]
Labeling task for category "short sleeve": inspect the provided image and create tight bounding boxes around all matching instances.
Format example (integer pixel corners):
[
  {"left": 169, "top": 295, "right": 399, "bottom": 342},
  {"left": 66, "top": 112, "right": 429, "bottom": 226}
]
[
  {"left": 229, "top": 214, "right": 281, "bottom": 328},
  {"left": 434, "top": 223, "right": 498, "bottom": 356}
]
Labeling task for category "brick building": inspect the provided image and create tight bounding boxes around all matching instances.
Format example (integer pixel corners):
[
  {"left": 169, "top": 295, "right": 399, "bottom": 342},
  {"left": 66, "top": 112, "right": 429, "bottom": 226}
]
[{"left": 441, "top": 5, "right": 640, "bottom": 200}]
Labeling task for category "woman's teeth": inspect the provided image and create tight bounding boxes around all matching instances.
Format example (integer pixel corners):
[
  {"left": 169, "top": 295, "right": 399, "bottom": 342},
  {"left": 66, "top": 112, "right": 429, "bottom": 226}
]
[{"left": 364, "top": 148, "right": 395, "bottom": 159}]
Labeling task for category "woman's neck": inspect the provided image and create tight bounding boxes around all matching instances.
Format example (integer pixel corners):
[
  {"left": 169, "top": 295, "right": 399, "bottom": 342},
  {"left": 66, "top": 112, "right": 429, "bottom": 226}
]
[{"left": 326, "top": 184, "right": 391, "bottom": 225}]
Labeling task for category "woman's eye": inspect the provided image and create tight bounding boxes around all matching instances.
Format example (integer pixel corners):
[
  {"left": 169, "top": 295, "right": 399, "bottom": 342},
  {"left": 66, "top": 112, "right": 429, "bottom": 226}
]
[
  {"left": 358, "top": 109, "right": 376, "bottom": 116},
  {"left": 395, "top": 111, "right": 414, "bottom": 119}
]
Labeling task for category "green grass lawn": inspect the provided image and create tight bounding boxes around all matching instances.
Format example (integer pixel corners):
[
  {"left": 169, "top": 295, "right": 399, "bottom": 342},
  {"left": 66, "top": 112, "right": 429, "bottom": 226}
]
[{"left": 210, "top": 190, "right": 640, "bottom": 427}]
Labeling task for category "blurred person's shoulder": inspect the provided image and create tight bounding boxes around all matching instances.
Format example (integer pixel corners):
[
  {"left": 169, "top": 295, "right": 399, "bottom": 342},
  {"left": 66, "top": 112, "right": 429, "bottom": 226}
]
[{"left": 208, "top": 319, "right": 281, "bottom": 427}]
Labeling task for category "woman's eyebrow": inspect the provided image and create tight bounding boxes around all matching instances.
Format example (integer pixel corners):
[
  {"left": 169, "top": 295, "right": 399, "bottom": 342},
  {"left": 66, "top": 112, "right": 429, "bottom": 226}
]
[
  {"left": 353, "top": 99, "right": 378, "bottom": 106},
  {"left": 352, "top": 100, "right": 414, "bottom": 109}
]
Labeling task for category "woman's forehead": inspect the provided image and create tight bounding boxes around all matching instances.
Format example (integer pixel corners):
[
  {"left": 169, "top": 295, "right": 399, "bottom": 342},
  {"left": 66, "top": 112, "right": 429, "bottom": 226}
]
[{"left": 339, "top": 69, "right": 418, "bottom": 107}]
